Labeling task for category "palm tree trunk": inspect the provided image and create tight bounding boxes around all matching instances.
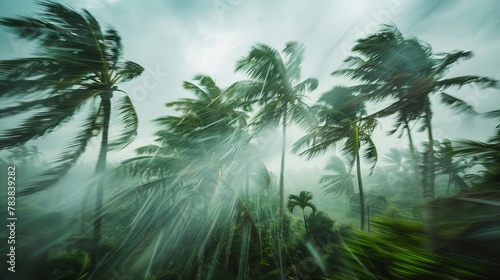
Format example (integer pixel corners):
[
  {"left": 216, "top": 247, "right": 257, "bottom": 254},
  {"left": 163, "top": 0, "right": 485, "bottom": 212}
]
[
  {"left": 405, "top": 120, "right": 418, "bottom": 162},
  {"left": 356, "top": 151, "right": 365, "bottom": 231},
  {"left": 279, "top": 103, "right": 288, "bottom": 232},
  {"left": 405, "top": 122, "right": 424, "bottom": 202},
  {"left": 89, "top": 96, "right": 111, "bottom": 275},
  {"left": 302, "top": 208, "right": 309, "bottom": 233},
  {"left": 424, "top": 98, "right": 435, "bottom": 201},
  {"left": 354, "top": 125, "right": 366, "bottom": 231},
  {"left": 423, "top": 96, "right": 437, "bottom": 250}
]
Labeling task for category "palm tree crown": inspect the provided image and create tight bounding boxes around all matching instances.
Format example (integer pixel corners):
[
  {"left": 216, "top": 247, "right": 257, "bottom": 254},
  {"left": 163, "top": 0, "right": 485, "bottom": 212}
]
[
  {"left": 231, "top": 41, "right": 318, "bottom": 230},
  {"left": 0, "top": 0, "right": 144, "bottom": 193}
]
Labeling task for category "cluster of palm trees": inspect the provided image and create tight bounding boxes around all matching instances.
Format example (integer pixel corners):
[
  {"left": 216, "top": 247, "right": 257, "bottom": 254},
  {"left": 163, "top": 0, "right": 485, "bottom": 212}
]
[{"left": 1, "top": 1, "right": 499, "bottom": 278}]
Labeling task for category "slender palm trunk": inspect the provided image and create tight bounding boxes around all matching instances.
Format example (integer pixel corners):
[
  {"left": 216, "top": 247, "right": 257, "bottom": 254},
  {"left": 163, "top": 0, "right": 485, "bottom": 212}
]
[
  {"left": 356, "top": 151, "right": 365, "bottom": 231},
  {"left": 302, "top": 208, "right": 309, "bottom": 233},
  {"left": 424, "top": 98, "right": 435, "bottom": 201},
  {"left": 354, "top": 125, "right": 366, "bottom": 231},
  {"left": 89, "top": 96, "right": 111, "bottom": 275},
  {"left": 277, "top": 103, "right": 287, "bottom": 280},
  {"left": 405, "top": 122, "right": 424, "bottom": 202},
  {"left": 405, "top": 121, "right": 417, "bottom": 161},
  {"left": 423, "top": 96, "right": 437, "bottom": 249},
  {"left": 279, "top": 103, "right": 288, "bottom": 231}
]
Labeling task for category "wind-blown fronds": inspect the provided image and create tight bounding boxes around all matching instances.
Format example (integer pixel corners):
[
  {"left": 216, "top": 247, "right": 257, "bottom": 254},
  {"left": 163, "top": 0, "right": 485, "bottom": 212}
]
[{"left": 0, "top": 0, "right": 143, "bottom": 193}]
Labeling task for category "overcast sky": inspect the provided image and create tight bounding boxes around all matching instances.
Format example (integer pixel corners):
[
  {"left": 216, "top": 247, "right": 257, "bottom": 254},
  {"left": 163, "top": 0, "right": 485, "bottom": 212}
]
[{"left": 1, "top": 0, "right": 499, "bottom": 178}]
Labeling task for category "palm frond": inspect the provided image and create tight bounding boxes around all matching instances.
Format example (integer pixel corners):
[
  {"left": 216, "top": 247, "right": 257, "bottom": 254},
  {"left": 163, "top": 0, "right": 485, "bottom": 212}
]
[
  {"left": 434, "top": 51, "right": 473, "bottom": 76},
  {"left": 20, "top": 99, "right": 102, "bottom": 195},
  {"left": 0, "top": 88, "right": 96, "bottom": 149},
  {"left": 293, "top": 77, "right": 318, "bottom": 94},
  {"left": 482, "top": 109, "right": 500, "bottom": 119},
  {"left": 283, "top": 41, "right": 305, "bottom": 82},
  {"left": 439, "top": 92, "right": 477, "bottom": 115},
  {"left": 436, "top": 76, "right": 497, "bottom": 90},
  {"left": 112, "top": 61, "right": 144, "bottom": 83},
  {"left": 107, "top": 93, "right": 138, "bottom": 151},
  {"left": 360, "top": 135, "right": 378, "bottom": 174}
]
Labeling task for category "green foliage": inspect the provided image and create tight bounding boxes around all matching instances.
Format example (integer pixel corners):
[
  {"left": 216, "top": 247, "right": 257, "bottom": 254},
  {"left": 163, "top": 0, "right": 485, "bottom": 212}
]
[
  {"left": 327, "top": 217, "right": 485, "bottom": 280},
  {"left": 307, "top": 211, "right": 338, "bottom": 244}
]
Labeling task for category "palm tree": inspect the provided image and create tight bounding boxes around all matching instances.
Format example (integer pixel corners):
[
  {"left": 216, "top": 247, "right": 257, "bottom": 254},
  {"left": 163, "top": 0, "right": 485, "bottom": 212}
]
[
  {"left": 334, "top": 25, "right": 497, "bottom": 203},
  {"left": 0, "top": 1, "right": 143, "bottom": 273},
  {"left": 287, "top": 191, "right": 317, "bottom": 233},
  {"left": 230, "top": 42, "right": 318, "bottom": 230},
  {"left": 435, "top": 139, "right": 473, "bottom": 194},
  {"left": 383, "top": 148, "right": 411, "bottom": 174},
  {"left": 110, "top": 75, "right": 271, "bottom": 278},
  {"left": 452, "top": 130, "right": 500, "bottom": 191},
  {"left": 294, "top": 86, "right": 378, "bottom": 230},
  {"left": 382, "top": 148, "right": 418, "bottom": 189},
  {"left": 319, "top": 155, "right": 355, "bottom": 198},
  {"left": 6, "top": 145, "right": 43, "bottom": 167}
]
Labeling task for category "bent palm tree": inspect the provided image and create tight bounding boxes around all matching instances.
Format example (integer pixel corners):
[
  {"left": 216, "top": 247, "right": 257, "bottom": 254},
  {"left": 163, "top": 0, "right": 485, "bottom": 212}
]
[
  {"left": 231, "top": 42, "right": 318, "bottom": 230},
  {"left": 334, "top": 25, "right": 497, "bottom": 203},
  {"left": 294, "top": 86, "right": 378, "bottom": 230},
  {"left": 287, "top": 191, "right": 317, "bottom": 233},
  {"left": 0, "top": 1, "right": 143, "bottom": 273},
  {"left": 333, "top": 25, "right": 497, "bottom": 243}
]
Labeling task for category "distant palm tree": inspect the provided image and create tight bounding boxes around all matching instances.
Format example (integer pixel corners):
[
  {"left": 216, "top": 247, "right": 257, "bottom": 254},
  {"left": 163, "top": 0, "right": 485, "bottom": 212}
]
[
  {"left": 383, "top": 148, "right": 411, "bottom": 174},
  {"left": 6, "top": 145, "right": 43, "bottom": 167},
  {"left": 231, "top": 42, "right": 318, "bottom": 230},
  {"left": 0, "top": 1, "right": 143, "bottom": 273},
  {"left": 287, "top": 191, "right": 317, "bottom": 233},
  {"left": 452, "top": 131, "right": 500, "bottom": 191},
  {"left": 382, "top": 148, "right": 417, "bottom": 188},
  {"left": 294, "top": 86, "right": 378, "bottom": 230},
  {"left": 320, "top": 155, "right": 355, "bottom": 198},
  {"left": 435, "top": 139, "right": 472, "bottom": 194}
]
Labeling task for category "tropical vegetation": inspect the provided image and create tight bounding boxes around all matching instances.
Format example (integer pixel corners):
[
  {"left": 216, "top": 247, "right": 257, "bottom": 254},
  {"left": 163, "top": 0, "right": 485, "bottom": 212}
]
[{"left": 0, "top": 1, "right": 499, "bottom": 279}]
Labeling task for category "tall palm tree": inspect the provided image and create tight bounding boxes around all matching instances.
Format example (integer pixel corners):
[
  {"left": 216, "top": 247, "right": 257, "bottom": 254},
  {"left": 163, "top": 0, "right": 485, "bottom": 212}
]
[
  {"left": 230, "top": 42, "right": 318, "bottom": 230},
  {"left": 0, "top": 1, "right": 143, "bottom": 273},
  {"left": 334, "top": 25, "right": 497, "bottom": 203},
  {"left": 287, "top": 191, "right": 317, "bottom": 234},
  {"left": 294, "top": 86, "right": 378, "bottom": 230},
  {"left": 319, "top": 155, "right": 355, "bottom": 198}
]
